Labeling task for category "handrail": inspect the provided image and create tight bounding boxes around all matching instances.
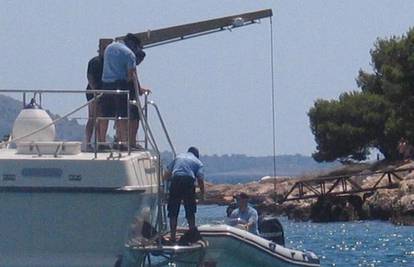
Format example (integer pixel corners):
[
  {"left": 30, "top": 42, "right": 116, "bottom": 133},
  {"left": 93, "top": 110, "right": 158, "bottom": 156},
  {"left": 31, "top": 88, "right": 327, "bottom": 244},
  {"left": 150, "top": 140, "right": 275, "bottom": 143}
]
[
  {"left": 145, "top": 100, "right": 176, "bottom": 157},
  {"left": 129, "top": 98, "right": 167, "bottom": 242},
  {"left": 141, "top": 96, "right": 177, "bottom": 240}
]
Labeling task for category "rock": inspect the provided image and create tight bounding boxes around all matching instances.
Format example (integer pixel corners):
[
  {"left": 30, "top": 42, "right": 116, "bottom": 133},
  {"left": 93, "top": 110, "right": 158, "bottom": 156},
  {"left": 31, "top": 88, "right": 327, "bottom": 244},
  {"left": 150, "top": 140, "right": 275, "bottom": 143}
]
[
  {"left": 310, "top": 195, "right": 365, "bottom": 222},
  {"left": 396, "top": 160, "right": 414, "bottom": 170},
  {"left": 256, "top": 201, "right": 313, "bottom": 221},
  {"left": 400, "top": 176, "right": 414, "bottom": 194},
  {"left": 391, "top": 194, "right": 414, "bottom": 225},
  {"left": 202, "top": 160, "right": 414, "bottom": 225},
  {"left": 364, "top": 189, "right": 399, "bottom": 220},
  {"left": 285, "top": 201, "right": 312, "bottom": 221}
]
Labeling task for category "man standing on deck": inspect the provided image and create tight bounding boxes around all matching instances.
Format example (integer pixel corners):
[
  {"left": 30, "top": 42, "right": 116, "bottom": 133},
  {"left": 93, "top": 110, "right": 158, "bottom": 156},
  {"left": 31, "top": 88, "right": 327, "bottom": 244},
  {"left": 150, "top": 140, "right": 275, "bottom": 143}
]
[
  {"left": 100, "top": 33, "right": 150, "bottom": 149},
  {"left": 228, "top": 192, "right": 259, "bottom": 235},
  {"left": 163, "top": 147, "right": 205, "bottom": 243},
  {"left": 85, "top": 39, "right": 112, "bottom": 150}
]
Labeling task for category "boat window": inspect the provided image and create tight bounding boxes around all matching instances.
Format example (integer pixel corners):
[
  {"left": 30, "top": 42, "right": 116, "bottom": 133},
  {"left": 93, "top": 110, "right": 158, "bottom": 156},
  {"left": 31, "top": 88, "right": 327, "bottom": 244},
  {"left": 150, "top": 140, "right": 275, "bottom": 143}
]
[{"left": 21, "top": 168, "right": 63, "bottom": 178}]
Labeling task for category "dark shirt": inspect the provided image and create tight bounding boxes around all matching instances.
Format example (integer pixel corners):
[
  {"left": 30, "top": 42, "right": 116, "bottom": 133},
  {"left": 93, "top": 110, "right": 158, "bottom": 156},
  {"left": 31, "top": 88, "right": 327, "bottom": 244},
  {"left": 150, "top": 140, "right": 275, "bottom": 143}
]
[{"left": 86, "top": 56, "right": 104, "bottom": 100}]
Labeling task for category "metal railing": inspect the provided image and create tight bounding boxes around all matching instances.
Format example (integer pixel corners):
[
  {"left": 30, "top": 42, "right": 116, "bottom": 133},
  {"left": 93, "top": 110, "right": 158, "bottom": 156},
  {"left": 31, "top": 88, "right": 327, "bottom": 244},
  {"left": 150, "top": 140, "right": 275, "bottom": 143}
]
[
  {"left": 143, "top": 95, "right": 176, "bottom": 157},
  {"left": 0, "top": 89, "right": 131, "bottom": 156}
]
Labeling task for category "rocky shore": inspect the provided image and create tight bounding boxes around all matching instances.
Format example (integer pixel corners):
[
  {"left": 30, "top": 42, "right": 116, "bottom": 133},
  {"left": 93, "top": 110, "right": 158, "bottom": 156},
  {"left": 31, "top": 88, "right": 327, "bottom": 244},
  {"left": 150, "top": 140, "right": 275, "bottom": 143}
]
[{"left": 203, "top": 161, "right": 414, "bottom": 226}]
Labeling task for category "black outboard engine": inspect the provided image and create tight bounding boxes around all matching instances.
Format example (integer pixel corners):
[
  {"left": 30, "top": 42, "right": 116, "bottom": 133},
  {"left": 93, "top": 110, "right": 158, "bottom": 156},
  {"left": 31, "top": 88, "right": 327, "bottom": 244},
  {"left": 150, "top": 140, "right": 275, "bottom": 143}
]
[
  {"left": 226, "top": 200, "right": 237, "bottom": 217},
  {"left": 258, "top": 216, "right": 285, "bottom": 246}
]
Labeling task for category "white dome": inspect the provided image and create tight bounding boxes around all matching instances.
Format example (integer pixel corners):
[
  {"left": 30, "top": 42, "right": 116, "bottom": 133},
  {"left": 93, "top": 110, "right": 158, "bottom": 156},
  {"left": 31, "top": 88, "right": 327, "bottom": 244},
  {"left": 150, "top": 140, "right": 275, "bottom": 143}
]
[{"left": 12, "top": 109, "right": 56, "bottom": 143}]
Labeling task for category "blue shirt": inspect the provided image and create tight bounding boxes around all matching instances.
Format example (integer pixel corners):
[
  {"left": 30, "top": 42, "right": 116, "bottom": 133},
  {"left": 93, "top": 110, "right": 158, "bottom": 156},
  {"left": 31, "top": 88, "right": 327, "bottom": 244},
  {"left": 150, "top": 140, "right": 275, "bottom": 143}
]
[
  {"left": 102, "top": 42, "right": 136, "bottom": 82},
  {"left": 229, "top": 206, "right": 259, "bottom": 235},
  {"left": 167, "top": 152, "right": 204, "bottom": 180}
]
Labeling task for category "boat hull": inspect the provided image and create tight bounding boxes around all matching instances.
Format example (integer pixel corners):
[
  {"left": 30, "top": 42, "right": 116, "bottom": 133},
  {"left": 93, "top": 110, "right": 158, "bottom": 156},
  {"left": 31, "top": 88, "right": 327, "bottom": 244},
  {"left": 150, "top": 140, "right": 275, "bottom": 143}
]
[
  {"left": 199, "top": 225, "right": 320, "bottom": 267},
  {"left": 0, "top": 190, "right": 158, "bottom": 267}
]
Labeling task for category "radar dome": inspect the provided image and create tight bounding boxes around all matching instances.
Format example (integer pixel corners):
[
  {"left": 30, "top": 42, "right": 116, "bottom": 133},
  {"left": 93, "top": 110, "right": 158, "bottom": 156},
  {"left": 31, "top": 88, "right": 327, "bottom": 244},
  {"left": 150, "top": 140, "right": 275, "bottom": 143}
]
[{"left": 12, "top": 101, "right": 55, "bottom": 143}]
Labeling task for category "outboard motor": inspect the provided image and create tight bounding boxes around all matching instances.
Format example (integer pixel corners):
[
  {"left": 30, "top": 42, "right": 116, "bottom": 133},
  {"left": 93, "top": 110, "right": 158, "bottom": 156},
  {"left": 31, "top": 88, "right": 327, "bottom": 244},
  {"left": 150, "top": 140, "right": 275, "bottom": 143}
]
[{"left": 258, "top": 216, "right": 285, "bottom": 246}]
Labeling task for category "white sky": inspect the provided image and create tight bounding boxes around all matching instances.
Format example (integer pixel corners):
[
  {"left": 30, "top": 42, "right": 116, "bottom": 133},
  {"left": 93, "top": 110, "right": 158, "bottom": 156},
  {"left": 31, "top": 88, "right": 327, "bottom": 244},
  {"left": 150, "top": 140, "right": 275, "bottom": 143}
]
[{"left": 1, "top": 0, "right": 414, "bottom": 156}]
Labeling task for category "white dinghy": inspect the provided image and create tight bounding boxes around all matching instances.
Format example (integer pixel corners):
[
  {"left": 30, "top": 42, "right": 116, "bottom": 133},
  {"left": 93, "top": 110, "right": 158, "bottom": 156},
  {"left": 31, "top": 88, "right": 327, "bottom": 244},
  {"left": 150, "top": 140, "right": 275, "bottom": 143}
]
[
  {"left": 120, "top": 224, "right": 319, "bottom": 267},
  {"left": 198, "top": 225, "right": 320, "bottom": 267}
]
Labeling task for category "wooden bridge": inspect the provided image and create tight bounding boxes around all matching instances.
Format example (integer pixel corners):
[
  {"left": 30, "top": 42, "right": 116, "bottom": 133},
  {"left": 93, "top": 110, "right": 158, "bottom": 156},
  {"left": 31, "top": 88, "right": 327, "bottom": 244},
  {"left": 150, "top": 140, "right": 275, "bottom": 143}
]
[{"left": 281, "top": 167, "right": 411, "bottom": 202}]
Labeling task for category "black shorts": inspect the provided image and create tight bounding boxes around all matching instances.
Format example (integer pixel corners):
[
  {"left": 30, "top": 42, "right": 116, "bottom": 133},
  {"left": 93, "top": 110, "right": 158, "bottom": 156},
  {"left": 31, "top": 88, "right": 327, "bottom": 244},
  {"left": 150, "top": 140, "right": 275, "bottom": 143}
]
[
  {"left": 167, "top": 176, "right": 196, "bottom": 219},
  {"left": 86, "top": 82, "right": 103, "bottom": 101},
  {"left": 100, "top": 81, "right": 139, "bottom": 119},
  {"left": 86, "top": 89, "right": 94, "bottom": 101}
]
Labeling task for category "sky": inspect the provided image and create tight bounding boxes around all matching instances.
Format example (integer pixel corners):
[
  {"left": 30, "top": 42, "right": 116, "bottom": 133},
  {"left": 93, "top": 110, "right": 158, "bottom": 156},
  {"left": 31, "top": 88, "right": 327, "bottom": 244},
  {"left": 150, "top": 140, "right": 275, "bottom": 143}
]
[{"left": 1, "top": 0, "right": 414, "bottom": 156}]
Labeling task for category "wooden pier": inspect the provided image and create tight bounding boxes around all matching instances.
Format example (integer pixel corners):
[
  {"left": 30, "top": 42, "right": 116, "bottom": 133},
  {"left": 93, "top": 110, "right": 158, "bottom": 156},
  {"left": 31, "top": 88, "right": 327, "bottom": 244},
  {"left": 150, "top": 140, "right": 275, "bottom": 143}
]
[{"left": 281, "top": 167, "right": 411, "bottom": 202}]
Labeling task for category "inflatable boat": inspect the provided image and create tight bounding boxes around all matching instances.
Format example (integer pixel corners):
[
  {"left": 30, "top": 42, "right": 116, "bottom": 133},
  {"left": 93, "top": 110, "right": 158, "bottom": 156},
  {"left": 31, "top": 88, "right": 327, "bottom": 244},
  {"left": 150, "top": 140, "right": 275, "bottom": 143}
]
[
  {"left": 122, "top": 224, "right": 320, "bottom": 267},
  {"left": 198, "top": 224, "right": 320, "bottom": 267}
]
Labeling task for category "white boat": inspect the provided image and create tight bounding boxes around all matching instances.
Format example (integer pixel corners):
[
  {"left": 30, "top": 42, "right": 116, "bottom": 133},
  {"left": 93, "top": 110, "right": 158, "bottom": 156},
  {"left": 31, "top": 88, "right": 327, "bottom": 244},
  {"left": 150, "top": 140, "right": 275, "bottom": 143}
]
[{"left": 0, "top": 91, "right": 162, "bottom": 267}]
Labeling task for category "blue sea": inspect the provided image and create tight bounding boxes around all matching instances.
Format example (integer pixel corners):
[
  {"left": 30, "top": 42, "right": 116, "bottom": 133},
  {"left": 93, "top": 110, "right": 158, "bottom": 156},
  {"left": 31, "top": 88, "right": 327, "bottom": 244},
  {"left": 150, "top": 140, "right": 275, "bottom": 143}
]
[{"left": 184, "top": 205, "right": 414, "bottom": 267}]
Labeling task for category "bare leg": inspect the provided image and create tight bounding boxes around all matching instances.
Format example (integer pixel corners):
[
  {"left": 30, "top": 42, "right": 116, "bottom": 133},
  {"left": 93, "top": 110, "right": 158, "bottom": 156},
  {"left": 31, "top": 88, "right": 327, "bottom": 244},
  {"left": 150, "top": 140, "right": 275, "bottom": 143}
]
[
  {"left": 98, "top": 120, "right": 108, "bottom": 143},
  {"left": 129, "top": 119, "right": 139, "bottom": 147},
  {"left": 116, "top": 120, "right": 128, "bottom": 144},
  {"left": 169, "top": 217, "right": 178, "bottom": 242},
  {"left": 85, "top": 102, "right": 95, "bottom": 144}
]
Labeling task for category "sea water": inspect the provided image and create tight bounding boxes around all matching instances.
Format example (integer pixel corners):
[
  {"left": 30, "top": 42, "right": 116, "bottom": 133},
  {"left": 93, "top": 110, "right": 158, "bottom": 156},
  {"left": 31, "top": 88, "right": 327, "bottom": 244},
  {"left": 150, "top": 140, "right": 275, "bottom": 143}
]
[{"left": 182, "top": 205, "right": 414, "bottom": 267}]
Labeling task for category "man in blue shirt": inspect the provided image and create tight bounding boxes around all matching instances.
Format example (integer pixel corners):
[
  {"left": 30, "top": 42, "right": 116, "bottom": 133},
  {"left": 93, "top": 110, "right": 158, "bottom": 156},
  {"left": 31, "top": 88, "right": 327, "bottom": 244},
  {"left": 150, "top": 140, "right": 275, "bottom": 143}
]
[
  {"left": 163, "top": 147, "right": 205, "bottom": 243},
  {"left": 100, "top": 33, "right": 150, "bottom": 148},
  {"left": 228, "top": 192, "right": 259, "bottom": 235}
]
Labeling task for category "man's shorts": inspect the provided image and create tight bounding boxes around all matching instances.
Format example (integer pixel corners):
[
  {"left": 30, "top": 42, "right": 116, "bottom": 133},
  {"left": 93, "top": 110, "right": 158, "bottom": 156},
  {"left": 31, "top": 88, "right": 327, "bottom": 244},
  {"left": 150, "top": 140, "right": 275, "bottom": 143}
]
[
  {"left": 100, "top": 80, "right": 139, "bottom": 120},
  {"left": 167, "top": 176, "right": 196, "bottom": 219}
]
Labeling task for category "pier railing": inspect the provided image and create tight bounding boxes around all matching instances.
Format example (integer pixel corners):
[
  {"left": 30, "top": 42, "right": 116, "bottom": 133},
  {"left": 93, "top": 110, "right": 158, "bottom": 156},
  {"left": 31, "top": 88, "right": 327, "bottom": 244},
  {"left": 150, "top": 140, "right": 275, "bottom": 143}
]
[{"left": 281, "top": 167, "right": 411, "bottom": 202}]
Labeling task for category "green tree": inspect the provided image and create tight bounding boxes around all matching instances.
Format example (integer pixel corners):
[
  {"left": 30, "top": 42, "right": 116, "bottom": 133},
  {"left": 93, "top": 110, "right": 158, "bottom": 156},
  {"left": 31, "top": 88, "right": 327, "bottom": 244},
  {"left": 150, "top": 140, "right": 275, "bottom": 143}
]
[
  {"left": 309, "top": 92, "right": 391, "bottom": 162},
  {"left": 310, "top": 27, "right": 414, "bottom": 162}
]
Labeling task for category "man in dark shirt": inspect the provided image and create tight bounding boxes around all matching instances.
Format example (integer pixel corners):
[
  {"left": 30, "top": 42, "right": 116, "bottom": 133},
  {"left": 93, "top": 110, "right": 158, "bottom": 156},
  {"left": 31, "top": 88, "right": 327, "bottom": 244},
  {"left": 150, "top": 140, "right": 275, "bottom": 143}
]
[{"left": 85, "top": 39, "right": 112, "bottom": 149}]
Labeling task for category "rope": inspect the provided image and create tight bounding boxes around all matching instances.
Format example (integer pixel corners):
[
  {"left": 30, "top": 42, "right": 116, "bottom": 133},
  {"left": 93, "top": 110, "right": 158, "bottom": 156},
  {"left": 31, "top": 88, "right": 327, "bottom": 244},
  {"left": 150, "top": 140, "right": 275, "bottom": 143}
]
[{"left": 269, "top": 17, "right": 277, "bottom": 182}]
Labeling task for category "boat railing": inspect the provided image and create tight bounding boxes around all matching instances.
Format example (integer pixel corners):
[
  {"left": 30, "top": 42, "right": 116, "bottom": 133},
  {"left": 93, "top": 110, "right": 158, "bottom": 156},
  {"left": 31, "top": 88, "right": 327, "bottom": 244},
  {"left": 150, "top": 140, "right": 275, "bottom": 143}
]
[
  {"left": 0, "top": 89, "right": 130, "bottom": 155},
  {"left": 143, "top": 94, "right": 176, "bottom": 157},
  {"left": 129, "top": 94, "right": 170, "bottom": 236},
  {"left": 0, "top": 89, "right": 174, "bottom": 157}
]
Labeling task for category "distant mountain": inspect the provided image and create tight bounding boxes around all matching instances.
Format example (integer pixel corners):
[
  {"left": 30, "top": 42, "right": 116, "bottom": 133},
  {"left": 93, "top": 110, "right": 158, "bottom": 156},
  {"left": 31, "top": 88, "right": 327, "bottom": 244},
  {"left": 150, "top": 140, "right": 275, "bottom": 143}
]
[
  {"left": 0, "top": 94, "right": 84, "bottom": 141},
  {"left": 161, "top": 152, "right": 339, "bottom": 184}
]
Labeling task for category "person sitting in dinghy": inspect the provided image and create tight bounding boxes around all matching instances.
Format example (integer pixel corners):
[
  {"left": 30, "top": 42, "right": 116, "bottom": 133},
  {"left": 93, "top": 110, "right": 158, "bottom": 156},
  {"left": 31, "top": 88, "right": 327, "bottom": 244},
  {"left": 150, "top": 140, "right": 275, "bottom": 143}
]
[{"left": 227, "top": 192, "right": 259, "bottom": 235}]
